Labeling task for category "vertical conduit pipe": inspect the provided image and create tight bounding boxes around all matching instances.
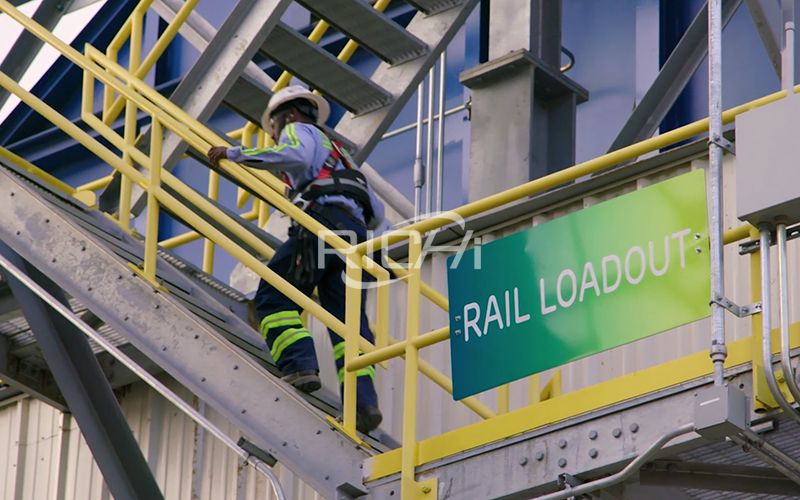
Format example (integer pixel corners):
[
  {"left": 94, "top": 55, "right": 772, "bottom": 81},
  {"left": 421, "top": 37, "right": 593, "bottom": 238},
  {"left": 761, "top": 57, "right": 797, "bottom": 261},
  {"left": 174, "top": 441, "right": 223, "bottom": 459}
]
[
  {"left": 435, "top": 51, "right": 446, "bottom": 214},
  {"left": 783, "top": 0, "right": 796, "bottom": 92},
  {"left": 760, "top": 228, "right": 800, "bottom": 423},
  {"left": 708, "top": 0, "right": 728, "bottom": 385},
  {"left": 425, "top": 67, "right": 435, "bottom": 214},
  {"left": 413, "top": 85, "right": 424, "bottom": 219},
  {"left": 776, "top": 224, "right": 800, "bottom": 403}
]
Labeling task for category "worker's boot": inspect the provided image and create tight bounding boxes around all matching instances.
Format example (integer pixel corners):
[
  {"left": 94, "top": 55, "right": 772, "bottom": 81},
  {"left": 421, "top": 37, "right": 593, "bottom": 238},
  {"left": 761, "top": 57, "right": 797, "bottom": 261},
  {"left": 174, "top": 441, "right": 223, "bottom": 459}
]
[
  {"left": 282, "top": 370, "right": 321, "bottom": 393},
  {"left": 356, "top": 405, "right": 383, "bottom": 434},
  {"left": 353, "top": 376, "right": 382, "bottom": 434}
]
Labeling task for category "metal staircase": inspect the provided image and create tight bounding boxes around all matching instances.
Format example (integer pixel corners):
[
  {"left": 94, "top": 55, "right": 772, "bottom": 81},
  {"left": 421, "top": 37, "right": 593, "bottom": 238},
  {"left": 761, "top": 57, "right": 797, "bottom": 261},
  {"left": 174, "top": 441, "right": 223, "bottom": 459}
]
[
  {"left": 103, "top": 0, "right": 479, "bottom": 215},
  {"left": 0, "top": 159, "right": 378, "bottom": 498}
]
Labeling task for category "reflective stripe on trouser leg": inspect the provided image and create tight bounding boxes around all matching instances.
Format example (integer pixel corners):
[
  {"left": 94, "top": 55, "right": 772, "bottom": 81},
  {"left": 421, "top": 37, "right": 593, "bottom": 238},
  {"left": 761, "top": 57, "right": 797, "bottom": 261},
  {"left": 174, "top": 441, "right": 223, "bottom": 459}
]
[
  {"left": 260, "top": 310, "right": 303, "bottom": 339},
  {"left": 333, "top": 342, "right": 375, "bottom": 383},
  {"left": 270, "top": 327, "right": 312, "bottom": 363},
  {"left": 337, "top": 365, "right": 375, "bottom": 384}
]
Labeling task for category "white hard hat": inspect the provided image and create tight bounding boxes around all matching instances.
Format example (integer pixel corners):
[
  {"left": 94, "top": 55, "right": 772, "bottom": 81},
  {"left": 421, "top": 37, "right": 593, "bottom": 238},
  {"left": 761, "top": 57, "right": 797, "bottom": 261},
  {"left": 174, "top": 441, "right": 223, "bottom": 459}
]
[{"left": 261, "top": 85, "right": 331, "bottom": 129}]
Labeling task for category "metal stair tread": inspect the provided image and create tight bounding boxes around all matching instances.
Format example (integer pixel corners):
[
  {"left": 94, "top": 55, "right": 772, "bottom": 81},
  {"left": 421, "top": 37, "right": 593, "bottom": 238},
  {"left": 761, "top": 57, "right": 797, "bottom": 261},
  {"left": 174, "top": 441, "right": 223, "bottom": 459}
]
[
  {"left": 294, "top": 0, "right": 428, "bottom": 64},
  {"left": 334, "top": 0, "right": 480, "bottom": 162},
  {"left": 223, "top": 73, "right": 273, "bottom": 125},
  {"left": 260, "top": 22, "right": 393, "bottom": 115}
]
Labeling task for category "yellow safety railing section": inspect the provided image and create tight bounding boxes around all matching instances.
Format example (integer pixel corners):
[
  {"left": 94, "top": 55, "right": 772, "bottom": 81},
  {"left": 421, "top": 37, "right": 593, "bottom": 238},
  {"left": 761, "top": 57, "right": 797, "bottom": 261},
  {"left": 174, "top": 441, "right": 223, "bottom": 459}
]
[
  {"left": 0, "top": 0, "right": 501, "bottom": 450},
  {"left": 2, "top": 1, "right": 799, "bottom": 499}
]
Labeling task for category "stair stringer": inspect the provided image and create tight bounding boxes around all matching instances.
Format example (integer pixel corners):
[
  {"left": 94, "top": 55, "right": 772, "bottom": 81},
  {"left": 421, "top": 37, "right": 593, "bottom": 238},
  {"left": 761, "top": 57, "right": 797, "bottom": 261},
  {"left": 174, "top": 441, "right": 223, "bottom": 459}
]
[
  {"left": 335, "top": 1, "right": 480, "bottom": 164},
  {"left": 0, "top": 167, "right": 371, "bottom": 498}
]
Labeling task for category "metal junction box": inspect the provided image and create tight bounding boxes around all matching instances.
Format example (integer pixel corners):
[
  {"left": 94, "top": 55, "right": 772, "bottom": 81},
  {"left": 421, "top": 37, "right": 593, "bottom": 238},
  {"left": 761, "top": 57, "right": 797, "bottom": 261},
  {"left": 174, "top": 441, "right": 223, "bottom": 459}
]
[{"left": 736, "top": 94, "right": 800, "bottom": 227}]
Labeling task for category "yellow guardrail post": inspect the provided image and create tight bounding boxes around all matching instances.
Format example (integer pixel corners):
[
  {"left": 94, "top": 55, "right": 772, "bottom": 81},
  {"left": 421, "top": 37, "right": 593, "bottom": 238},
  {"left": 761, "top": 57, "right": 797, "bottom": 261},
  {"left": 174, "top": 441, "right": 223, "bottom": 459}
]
[
  {"left": 375, "top": 268, "right": 390, "bottom": 351},
  {"left": 142, "top": 118, "right": 163, "bottom": 283},
  {"left": 400, "top": 231, "right": 435, "bottom": 499},
  {"left": 528, "top": 374, "right": 541, "bottom": 405},
  {"left": 118, "top": 98, "right": 136, "bottom": 230},
  {"left": 202, "top": 169, "right": 220, "bottom": 274},
  {"left": 497, "top": 385, "right": 510, "bottom": 414},
  {"left": 103, "top": 0, "right": 199, "bottom": 124},
  {"left": 343, "top": 250, "right": 362, "bottom": 439}
]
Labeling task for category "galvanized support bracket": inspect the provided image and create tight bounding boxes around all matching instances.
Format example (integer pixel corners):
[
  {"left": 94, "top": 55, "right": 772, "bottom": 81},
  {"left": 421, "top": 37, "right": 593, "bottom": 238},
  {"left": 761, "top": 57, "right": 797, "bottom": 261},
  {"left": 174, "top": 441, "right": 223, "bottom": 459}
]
[
  {"left": 709, "top": 135, "right": 736, "bottom": 155},
  {"left": 711, "top": 294, "right": 762, "bottom": 317},
  {"left": 739, "top": 223, "right": 800, "bottom": 254}
]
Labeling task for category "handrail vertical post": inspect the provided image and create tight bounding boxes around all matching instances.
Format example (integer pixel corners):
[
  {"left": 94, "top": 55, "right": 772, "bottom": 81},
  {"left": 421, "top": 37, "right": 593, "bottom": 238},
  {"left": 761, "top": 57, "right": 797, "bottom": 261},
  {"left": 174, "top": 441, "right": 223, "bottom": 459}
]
[
  {"left": 400, "top": 231, "right": 435, "bottom": 499},
  {"left": 497, "top": 384, "right": 510, "bottom": 414},
  {"left": 202, "top": 169, "right": 219, "bottom": 274},
  {"left": 708, "top": 0, "right": 727, "bottom": 385},
  {"left": 119, "top": 98, "right": 137, "bottom": 231},
  {"left": 343, "top": 249, "right": 363, "bottom": 438},
  {"left": 375, "top": 267, "right": 390, "bottom": 350},
  {"left": 528, "top": 374, "right": 541, "bottom": 405},
  {"left": 143, "top": 118, "right": 162, "bottom": 282}
]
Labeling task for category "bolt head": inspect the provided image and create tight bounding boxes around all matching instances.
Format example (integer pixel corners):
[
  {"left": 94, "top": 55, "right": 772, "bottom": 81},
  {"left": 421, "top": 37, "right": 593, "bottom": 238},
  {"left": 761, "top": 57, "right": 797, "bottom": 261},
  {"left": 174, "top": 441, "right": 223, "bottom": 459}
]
[
  {"left": 535, "top": 451, "right": 545, "bottom": 461},
  {"left": 612, "top": 428, "right": 622, "bottom": 438},
  {"left": 589, "top": 448, "right": 598, "bottom": 459},
  {"left": 588, "top": 430, "right": 598, "bottom": 440},
  {"left": 558, "top": 458, "right": 567, "bottom": 468},
  {"left": 519, "top": 457, "right": 528, "bottom": 466},
  {"left": 630, "top": 423, "right": 639, "bottom": 433},
  {"left": 558, "top": 439, "right": 567, "bottom": 449}
]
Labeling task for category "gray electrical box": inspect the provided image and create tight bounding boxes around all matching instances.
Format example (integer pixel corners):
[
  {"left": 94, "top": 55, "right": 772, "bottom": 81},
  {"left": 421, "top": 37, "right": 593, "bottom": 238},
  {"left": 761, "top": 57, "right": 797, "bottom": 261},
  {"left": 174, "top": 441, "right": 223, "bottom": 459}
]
[{"left": 736, "top": 94, "right": 800, "bottom": 227}]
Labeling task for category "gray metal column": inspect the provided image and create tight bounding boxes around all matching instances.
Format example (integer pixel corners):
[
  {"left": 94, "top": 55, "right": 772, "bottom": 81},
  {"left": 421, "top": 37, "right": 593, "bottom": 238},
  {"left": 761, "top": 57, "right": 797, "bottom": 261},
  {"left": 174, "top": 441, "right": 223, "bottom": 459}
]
[
  {"left": 0, "top": 242, "right": 163, "bottom": 500},
  {"left": 460, "top": 0, "right": 587, "bottom": 201}
]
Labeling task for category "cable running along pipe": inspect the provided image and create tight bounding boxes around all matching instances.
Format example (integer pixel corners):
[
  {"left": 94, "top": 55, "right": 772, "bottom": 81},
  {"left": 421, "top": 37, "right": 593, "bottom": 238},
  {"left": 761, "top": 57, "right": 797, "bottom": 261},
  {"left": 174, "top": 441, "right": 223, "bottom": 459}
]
[{"left": 0, "top": 254, "right": 287, "bottom": 500}]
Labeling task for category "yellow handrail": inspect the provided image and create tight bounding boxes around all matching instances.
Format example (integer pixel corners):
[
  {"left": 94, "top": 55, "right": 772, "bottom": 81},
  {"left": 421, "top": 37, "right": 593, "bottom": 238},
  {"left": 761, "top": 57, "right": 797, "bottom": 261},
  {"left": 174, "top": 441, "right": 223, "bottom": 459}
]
[
  {"left": 0, "top": 1, "right": 496, "bottom": 437},
  {"left": 0, "top": 146, "right": 76, "bottom": 196}
]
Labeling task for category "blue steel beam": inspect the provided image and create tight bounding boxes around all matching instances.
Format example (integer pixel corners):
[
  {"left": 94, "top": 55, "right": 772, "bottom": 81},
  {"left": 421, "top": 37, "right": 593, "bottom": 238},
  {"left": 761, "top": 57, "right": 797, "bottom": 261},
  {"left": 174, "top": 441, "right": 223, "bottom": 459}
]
[{"left": 607, "top": 0, "right": 742, "bottom": 153}]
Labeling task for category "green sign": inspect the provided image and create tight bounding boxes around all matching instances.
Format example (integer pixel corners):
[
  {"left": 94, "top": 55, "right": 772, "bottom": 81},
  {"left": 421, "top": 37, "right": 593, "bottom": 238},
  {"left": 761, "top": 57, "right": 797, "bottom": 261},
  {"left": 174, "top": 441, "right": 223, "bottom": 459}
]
[{"left": 447, "top": 170, "right": 710, "bottom": 400}]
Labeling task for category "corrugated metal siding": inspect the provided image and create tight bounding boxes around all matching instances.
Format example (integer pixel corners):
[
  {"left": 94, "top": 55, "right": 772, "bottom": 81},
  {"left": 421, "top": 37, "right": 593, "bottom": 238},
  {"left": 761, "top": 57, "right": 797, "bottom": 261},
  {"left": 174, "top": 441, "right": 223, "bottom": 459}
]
[{"left": 0, "top": 383, "right": 325, "bottom": 500}]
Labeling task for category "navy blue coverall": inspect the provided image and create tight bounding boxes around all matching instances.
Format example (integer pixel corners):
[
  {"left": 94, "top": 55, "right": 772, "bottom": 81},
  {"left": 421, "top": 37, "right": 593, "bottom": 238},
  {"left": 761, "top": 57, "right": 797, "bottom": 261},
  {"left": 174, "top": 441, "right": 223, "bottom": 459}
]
[{"left": 225, "top": 121, "right": 384, "bottom": 412}]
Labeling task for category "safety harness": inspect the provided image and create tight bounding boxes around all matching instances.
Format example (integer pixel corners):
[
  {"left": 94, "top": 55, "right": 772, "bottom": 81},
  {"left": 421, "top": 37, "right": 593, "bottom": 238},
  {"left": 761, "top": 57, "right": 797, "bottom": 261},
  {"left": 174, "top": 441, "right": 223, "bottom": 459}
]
[{"left": 285, "top": 133, "right": 375, "bottom": 223}]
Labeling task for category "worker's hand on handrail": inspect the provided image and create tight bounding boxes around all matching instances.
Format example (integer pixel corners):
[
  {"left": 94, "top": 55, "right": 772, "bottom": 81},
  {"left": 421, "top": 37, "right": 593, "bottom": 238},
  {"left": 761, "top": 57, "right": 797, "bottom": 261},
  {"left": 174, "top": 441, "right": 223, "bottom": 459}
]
[{"left": 207, "top": 146, "right": 228, "bottom": 167}]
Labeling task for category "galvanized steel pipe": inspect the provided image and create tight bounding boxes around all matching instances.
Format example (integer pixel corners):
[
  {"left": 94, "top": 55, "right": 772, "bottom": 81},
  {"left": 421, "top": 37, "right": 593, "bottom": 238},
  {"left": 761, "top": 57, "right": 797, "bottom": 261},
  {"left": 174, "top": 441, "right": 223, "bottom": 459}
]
[
  {"left": 776, "top": 225, "right": 800, "bottom": 405},
  {"left": 759, "top": 227, "right": 800, "bottom": 423},
  {"left": 435, "top": 51, "right": 446, "bottom": 213},
  {"left": 413, "top": 84, "right": 425, "bottom": 218},
  {"left": 708, "top": 0, "right": 728, "bottom": 385}
]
